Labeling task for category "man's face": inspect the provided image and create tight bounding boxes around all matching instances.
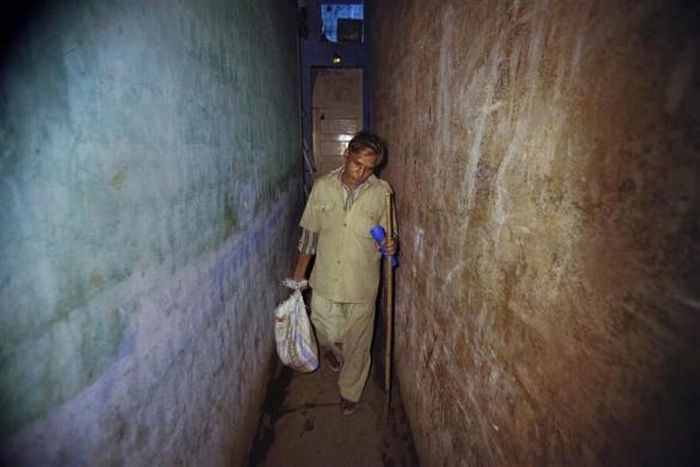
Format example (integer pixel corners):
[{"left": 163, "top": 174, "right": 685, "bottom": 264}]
[{"left": 342, "top": 148, "right": 381, "bottom": 190}]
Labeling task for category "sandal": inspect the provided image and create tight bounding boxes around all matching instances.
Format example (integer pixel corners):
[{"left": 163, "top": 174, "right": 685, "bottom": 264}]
[
  {"left": 324, "top": 351, "right": 342, "bottom": 372},
  {"left": 340, "top": 397, "right": 358, "bottom": 415}
]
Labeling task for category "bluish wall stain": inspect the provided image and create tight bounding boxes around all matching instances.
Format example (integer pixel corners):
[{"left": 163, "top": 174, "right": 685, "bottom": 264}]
[{"left": 0, "top": 0, "right": 300, "bottom": 451}]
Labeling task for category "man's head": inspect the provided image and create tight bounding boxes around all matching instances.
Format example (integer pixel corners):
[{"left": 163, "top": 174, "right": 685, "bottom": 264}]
[{"left": 342, "top": 131, "right": 386, "bottom": 190}]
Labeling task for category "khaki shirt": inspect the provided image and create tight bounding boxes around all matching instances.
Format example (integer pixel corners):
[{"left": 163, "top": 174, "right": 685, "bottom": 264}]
[{"left": 299, "top": 167, "right": 393, "bottom": 303}]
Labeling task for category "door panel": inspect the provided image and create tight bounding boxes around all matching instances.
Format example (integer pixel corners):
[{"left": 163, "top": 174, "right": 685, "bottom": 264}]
[{"left": 312, "top": 68, "right": 363, "bottom": 177}]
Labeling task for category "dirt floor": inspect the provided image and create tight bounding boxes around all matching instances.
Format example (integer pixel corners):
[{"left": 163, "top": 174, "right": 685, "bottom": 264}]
[{"left": 246, "top": 356, "right": 419, "bottom": 466}]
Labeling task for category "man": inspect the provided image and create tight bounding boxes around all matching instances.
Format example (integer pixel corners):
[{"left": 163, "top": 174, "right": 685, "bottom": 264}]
[{"left": 292, "top": 131, "right": 397, "bottom": 415}]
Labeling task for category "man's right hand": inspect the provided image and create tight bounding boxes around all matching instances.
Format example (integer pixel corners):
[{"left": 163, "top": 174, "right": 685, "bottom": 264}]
[
  {"left": 283, "top": 278, "right": 308, "bottom": 290},
  {"left": 293, "top": 253, "right": 313, "bottom": 283}
]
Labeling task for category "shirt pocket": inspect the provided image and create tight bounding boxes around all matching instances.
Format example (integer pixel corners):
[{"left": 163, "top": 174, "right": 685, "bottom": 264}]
[
  {"left": 313, "top": 201, "right": 337, "bottom": 231},
  {"left": 353, "top": 206, "right": 383, "bottom": 241}
]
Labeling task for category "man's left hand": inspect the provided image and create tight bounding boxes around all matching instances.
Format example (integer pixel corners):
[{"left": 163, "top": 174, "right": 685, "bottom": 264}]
[{"left": 384, "top": 236, "right": 398, "bottom": 256}]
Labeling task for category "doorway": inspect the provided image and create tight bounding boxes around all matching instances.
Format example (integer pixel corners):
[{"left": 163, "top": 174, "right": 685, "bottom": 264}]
[{"left": 311, "top": 67, "right": 363, "bottom": 177}]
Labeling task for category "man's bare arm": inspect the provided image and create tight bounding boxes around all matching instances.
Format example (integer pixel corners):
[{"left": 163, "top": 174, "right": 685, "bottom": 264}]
[{"left": 293, "top": 253, "right": 313, "bottom": 282}]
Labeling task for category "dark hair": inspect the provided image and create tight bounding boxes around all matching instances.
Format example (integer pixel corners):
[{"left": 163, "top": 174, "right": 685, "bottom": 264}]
[{"left": 347, "top": 131, "right": 386, "bottom": 164}]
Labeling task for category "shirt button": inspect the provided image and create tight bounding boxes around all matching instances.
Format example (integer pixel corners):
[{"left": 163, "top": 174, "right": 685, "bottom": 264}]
[
  {"left": 343, "top": 223, "right": 347, "bottom": 227},
  {"left": 337, "top": 260, "right": 341, "bottom": 264}
]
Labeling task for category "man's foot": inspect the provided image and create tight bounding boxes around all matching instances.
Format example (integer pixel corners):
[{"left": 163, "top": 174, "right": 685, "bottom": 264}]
[
  {"left": 340, "top": 397, "right": 358, "bottom": 415},
  {"left": 324, "top": 351, "right": 342, "bottom": 372}
]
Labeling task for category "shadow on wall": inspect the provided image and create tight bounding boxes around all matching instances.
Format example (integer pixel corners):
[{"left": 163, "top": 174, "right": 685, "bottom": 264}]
[{"left": 0, "top": 1, "right": 46, "bottom": 67}]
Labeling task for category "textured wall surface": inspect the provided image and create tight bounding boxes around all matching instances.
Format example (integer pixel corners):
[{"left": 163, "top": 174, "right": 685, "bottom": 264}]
[
  {"left": 0, "top": 0, "right": 300, "bottom": 465},
  {"left": 371, "top": 0, "right": 699, "bottom": 465}
]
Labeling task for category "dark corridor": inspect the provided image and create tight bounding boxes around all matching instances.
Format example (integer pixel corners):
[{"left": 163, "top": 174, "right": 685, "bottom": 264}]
[{"left": 1, "top": 0, "right": 699, "bottom": 466}]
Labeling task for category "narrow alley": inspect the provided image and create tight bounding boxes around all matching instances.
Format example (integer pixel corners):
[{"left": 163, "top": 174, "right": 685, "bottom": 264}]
[
  {"left": 1, "top": 0, "right": 699, "bottom": 466},
  {"left": 246, "top": 354, "right": 417, "bottom": 466}
]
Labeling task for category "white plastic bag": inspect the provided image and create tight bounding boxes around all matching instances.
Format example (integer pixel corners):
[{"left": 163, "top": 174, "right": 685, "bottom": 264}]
[{"left": 274, "top": 280, "right": 319, "bottom": 372}]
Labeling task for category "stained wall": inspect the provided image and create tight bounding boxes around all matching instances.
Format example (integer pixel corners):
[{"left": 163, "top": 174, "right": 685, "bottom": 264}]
[
  {"left": 370, "top": 0, "right": 700, "bottom": 464},
  {"left": 0, "top": 0, "right": 301, "bottom": 465}
]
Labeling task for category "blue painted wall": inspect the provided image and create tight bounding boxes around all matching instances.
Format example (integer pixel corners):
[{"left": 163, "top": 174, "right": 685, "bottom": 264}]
[{"left": 0, "top": 0, "right": 301, "bottom": 464}]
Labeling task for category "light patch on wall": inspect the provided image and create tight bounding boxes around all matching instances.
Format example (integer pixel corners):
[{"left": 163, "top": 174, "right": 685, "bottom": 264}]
[{"left": 413, "top": 225, "right": 425, "bottom": 265}]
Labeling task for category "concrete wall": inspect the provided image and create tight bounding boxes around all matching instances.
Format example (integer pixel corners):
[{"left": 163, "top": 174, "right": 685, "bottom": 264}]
[
  {"left": 0, "top": 0, "right": 301, "bottom": 465},
  {"left": 370, "top": 0, "right": 699, "bottom": 465}
]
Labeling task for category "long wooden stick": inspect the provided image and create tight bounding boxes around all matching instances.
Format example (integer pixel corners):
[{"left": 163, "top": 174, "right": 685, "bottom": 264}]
[{"left": 384, "top": 193, "right": 394, "bottom": 420}]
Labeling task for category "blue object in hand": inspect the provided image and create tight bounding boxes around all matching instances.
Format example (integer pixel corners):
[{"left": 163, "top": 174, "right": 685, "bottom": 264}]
[{"left": 370, "top": 225, "right": 398, "bottom": 268}]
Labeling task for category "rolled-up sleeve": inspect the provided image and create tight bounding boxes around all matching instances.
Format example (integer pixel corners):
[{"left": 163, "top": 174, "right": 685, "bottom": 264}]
[
  {"left": 298, "top": 183, "right": 321, "bottom": 232},
  {"left": 298, "top": 184, "right": 320, "bottom": 254},
  {"left": 298, "top": 228, "right": 319, "bottom": 255}
]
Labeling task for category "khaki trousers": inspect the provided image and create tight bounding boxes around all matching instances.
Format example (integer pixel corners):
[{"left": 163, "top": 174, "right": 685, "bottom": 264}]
[{"left": 310, "top": 292, "right": 376, "bottom": 402}]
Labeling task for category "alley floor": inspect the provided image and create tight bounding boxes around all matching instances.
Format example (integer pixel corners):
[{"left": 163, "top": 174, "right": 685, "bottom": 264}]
[{"left": 247, "top": 356, "right": 419, "bottom": 466}]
